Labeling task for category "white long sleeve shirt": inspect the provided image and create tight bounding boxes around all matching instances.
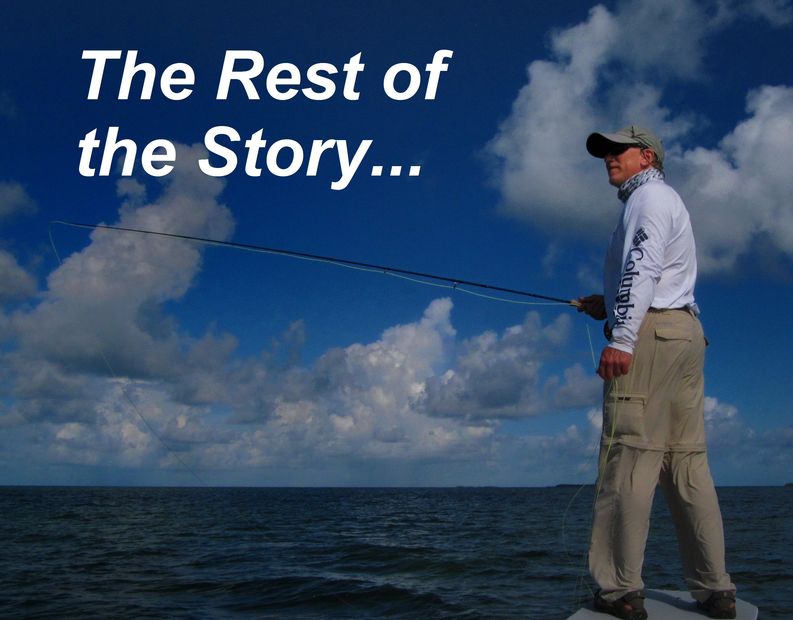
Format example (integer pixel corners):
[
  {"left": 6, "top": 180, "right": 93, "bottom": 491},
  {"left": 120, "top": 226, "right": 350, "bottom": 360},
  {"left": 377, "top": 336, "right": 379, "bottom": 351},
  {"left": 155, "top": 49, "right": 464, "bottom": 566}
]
[{"left": 604, "top": 177, "right": 698, "bottom": 354}]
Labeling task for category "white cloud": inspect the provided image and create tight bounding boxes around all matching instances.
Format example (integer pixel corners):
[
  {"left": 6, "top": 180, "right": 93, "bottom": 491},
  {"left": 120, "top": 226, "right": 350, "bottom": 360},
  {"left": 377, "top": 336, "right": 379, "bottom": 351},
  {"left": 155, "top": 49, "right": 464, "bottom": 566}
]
[
  {"left": 677, "top": 86, "right": 793, "bottom": 271},
  {"left": 0, "top": 181, "right": 36, "bottom": 219},
  {"left": 486, "top": 0, "right": 793, "bottom": 274},
  {"left": 699, "top": 396, "right": 793, "bottom": 482},
  {"left": 546, "top": 363, "right": 602, "bottom": 409},
  {"left": 732, "top": 0, "right": 793, "bottom": 25},
  {"left": 212, "top": 303, "right": 595, "bottom": 471},
  {"left": 704, "top": 395, "right": 753, "bottom": 447},
  {"left": 2, "top": 129, "right": 786, "bottom": 483},
  {"left": 0, "top": 250, "right": 36, "bottom": 301},
  {"left": 12, "top": 143, "right": 234, "bottom": 379},
  {"left": 610, "top": 0, "right": 715, "bottom": 78},
  {"left": 3, "top": 357, "right": 96, "bottom": 424},
  {"left": 486, "top": 5, "right": 615, "bottom": 236},
  {"left": 577, "top": 260, "right": 603, "bottom": 292},
  {"left": 7, "top": 284, "right": 605, "bottom": 480},
  {"left": 245, "top": 298, "right": 480, "bottom": 462},
  {"left": 5, "top": 263, "right": 789, "bottom": 484},
  {"left": 421, "top": 312, "right": 573, "bottom": 419}
]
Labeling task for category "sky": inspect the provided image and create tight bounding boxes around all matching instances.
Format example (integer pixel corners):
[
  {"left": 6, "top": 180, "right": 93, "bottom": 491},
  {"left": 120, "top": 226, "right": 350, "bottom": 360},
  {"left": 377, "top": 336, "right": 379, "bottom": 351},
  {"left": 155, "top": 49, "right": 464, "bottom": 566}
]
[{"left": 1, "top": 0, "right": 792, "bottom": 487}]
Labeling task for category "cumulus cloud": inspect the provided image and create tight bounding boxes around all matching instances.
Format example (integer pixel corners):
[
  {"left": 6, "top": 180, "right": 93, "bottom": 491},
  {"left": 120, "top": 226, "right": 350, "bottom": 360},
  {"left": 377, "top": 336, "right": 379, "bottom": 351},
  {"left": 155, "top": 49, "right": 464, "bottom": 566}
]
[
  {"left": 196, "top": 298, "right": 509, "bottom": 467},
  {"left": 193, "top": 302, "right": 593, "bottom": 470},
  {"left": 12, "top": 143, "right": 234, "bottom": 379},
  {"left": 421, "top": 312, "right": 573, "bottom": 419},
  {"left": 6, "top": 274, "right": 605, "bottom": 480},
  {"left": 699, "top": 396, "right": 793, "bottom": 481},
  {"left": 3, "top": 253, "right": 785, "bottom": 484},
  {"left": 486, "top": 5, "right": 615, "bottom": 235},
  {"left": 0, "top": 181, "right": 37, "bottom": 219},
  {"left": 3, "top": 358, "right": 97, "bottom": 424},
  {"left": 676, "top": 86, "right": 793, "bottom": 271},
  {"left": 2, "top": 136, "right": 783, "bottom": 484},
  {"left": 486, "top": 0, "right": 793, "bottom": 273},
  {"left": 704, "top": 395, "right": 751, "bottom": 447},
  {"left": 0, "top": 250, "right": 36, "bottom": 302},
  {"left": 232, "top": 298, "right": 464, "bottom": 462}
]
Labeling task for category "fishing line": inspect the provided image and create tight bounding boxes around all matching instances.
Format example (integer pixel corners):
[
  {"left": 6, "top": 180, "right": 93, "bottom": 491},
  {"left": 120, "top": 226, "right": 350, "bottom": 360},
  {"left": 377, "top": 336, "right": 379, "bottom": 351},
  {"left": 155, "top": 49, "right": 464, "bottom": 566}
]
[
  {"left": 49, "top": 220, "right": 581, "bottom": 308},
  {"left": 565, "top": 376, "right": 623, "bottom": 605},
  {"left": 558, "top": 323, "right": 628, "bottom": 608},
  {"left": 585, "top": 323, "right": 597, "bottom": 370},
  {"left": 575, "top": 376, "right": 624, "bottom": 604},
  {"left": 48, "top": 218, "right": 603, "bottom": 612},
  {"left": 559, "top": 323, "right": 605, "bottom": 607},
  {"left": 47, "top": 219, "right": 579, "bottom": 488},
  {"left": 48, "top": 225, "right": 209, "bottom": 487}
]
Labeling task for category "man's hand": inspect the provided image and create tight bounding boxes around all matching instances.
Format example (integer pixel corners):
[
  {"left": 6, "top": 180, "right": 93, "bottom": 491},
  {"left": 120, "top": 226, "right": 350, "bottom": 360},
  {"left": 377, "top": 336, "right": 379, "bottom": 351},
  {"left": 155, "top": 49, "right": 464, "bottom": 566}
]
[
  {"left": 597, "top": 346, "right": 632, "bottom": 381},
  {"left": 577, "top": 294, "right": 607, "bottom": 320}
]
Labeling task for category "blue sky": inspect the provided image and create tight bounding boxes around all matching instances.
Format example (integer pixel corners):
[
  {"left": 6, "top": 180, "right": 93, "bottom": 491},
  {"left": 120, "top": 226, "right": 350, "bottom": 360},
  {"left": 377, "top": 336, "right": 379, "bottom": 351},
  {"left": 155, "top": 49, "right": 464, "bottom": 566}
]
[{"left": 1, "top": 0, "right": 792, "bottom": 486}]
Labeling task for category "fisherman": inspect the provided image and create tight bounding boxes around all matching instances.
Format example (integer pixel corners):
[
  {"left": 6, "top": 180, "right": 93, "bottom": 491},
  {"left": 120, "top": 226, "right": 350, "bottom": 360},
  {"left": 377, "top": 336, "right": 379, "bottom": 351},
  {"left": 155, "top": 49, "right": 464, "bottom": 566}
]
[{"left": 577, "top": 126, "right": 736, "bottom": 620}]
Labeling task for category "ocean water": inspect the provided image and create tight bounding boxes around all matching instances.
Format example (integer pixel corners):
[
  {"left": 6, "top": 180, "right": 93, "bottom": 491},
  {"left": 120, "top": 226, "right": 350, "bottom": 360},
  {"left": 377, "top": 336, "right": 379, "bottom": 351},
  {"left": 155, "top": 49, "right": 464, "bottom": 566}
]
[{"left": 0, "top": 486, "right": 790, "bottom": 619}]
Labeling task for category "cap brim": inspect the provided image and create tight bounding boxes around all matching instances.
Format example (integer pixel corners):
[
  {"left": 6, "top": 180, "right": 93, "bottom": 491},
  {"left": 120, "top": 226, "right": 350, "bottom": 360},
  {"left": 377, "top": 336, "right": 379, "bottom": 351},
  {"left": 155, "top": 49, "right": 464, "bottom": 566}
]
[{"left": 586, "top": 132, "right": 638, "bottom": 158}]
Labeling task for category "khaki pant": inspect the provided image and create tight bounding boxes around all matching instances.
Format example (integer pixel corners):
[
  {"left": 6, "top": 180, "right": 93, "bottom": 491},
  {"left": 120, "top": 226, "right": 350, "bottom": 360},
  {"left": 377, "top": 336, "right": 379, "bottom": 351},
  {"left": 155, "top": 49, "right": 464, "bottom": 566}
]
[{"left": 589, "top": 309, "right": 734, "bottom": 602}]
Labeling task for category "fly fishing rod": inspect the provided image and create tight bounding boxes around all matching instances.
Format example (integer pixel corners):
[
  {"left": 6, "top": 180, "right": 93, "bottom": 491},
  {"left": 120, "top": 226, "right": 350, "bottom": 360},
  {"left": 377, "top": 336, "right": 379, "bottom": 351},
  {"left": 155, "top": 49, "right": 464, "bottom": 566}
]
[{"left": 50, "top": 220, "right": 582, "bottom": 307}]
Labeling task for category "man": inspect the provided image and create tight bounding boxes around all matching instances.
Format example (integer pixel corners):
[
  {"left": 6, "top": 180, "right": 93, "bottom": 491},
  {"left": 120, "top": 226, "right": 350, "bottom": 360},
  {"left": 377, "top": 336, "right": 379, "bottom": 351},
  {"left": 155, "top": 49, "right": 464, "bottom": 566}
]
[{"left": 578, "top": 125, "right": 736, "bottom": 620}]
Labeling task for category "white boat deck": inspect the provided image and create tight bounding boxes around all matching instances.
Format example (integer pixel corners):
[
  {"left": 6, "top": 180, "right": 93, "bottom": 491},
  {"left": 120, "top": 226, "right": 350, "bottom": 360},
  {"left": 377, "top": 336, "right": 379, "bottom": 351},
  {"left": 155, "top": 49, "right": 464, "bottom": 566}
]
[{"left": 568, "top": 589, "right": 757, "bottom": 619}]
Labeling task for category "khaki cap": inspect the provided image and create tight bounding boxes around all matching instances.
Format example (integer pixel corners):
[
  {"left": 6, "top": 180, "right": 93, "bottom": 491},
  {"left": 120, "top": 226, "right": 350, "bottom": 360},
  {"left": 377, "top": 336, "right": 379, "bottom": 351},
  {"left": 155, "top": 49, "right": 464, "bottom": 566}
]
[{"left": 586, "top": 125, "right": 664, "bottom": 166}]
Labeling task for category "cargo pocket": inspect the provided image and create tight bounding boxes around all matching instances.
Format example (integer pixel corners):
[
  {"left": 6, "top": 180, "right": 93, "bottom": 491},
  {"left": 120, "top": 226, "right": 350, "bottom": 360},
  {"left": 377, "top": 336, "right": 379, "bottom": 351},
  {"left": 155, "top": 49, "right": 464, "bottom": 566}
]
[
  {"left": 603, "top": 393, "right": 646, "bottom": 444},
  {"left": 654, "top": 325, "right": 692, "bottom": 342}
]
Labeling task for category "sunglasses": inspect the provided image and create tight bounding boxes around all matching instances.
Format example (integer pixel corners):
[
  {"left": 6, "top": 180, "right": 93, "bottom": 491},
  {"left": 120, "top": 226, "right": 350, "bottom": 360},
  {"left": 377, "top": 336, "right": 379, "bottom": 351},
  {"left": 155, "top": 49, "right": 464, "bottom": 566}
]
[{"left": 604, "top": 143, "right": 643, "bottom": 156}]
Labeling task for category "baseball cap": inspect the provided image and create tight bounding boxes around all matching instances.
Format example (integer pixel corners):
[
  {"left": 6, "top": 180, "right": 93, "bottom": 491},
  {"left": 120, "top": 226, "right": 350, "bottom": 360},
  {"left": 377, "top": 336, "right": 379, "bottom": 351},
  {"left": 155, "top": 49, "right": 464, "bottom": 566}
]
[{"left": 586, "top": 125, "right": 664, "bottom": 166}]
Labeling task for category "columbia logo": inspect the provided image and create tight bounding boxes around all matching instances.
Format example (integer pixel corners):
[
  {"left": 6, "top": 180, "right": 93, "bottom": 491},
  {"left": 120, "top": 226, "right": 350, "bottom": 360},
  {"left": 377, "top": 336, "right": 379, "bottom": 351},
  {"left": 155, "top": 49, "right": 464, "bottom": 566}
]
[{"left": 633, "top": 227, "right": 648, "bottom": 246}]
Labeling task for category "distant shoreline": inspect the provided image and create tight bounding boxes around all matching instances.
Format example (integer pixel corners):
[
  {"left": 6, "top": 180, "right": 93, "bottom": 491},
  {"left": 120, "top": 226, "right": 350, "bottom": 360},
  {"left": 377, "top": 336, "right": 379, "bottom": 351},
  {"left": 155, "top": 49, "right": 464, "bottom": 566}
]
[{"left": 1, "top": 483, "right": 787, "bottom": 490}]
